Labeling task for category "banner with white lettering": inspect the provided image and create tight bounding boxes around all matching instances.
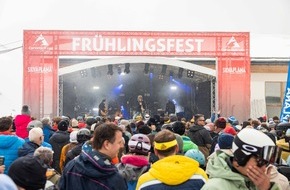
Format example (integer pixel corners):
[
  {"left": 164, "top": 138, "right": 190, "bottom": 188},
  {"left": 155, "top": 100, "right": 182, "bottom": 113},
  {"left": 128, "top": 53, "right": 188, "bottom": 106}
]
[
  {"left": 218, "top": 57, "right": 250, "bottom": 121},
  {"left": 23, "top": 30, "right": 249, "bottom": 119},
  {"left": 280, "top": 62, "right": 290, "bottom": 122}
]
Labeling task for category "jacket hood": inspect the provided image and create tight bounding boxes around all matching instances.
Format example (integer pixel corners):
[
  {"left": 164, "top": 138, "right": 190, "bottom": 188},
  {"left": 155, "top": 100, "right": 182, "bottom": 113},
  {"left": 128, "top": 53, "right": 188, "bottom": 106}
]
[
  {"left": 189, "top": 125, "right": 205, "bottom": 132},
  {"left": 206, "top": 151, "right": 247, "bottom": 183},
  {"left": 149, "top": 155, "right": 199, "bottom": 185},
  {"left": 14, "top": 115, "right": 31, "bottom": 126},
  {"left": 74, "top": 142, "right": 117, "bottom": 179},
  {"left": 117, "top": 155, "right": 150, "bottom": 182},
  {"left": 0, "top": 135, "right": 21, "bottom": 149},
  {"left": 18, "top": 141, "right": 40, "bottom": 157},
  {"left": 121, "top": 154, "right": 149, "bottom": 167}
]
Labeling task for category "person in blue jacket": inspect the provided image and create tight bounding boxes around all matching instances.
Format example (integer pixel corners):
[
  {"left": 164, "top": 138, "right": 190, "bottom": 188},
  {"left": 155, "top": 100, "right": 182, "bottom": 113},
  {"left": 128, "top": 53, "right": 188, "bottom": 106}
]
[
  {"left": 18, "top": 127, "right": 44, "bottom": 157},
  {"left": 26, "top": 120, "right": 52, "bottom": 149},
  {"left": 0, "top": 116, "right": 25, "bottom": 174},
  {"left": 41, "top": 117, "right": 54, "bottom": 143}
]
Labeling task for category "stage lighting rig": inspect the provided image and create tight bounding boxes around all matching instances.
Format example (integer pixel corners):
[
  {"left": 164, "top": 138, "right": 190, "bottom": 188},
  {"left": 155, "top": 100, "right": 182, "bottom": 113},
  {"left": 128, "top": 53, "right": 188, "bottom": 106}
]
[
  {"left": 161, "top": 65, "right": 167, "bottom": 75},
  {"left": 178, "top": 68, "right": 184, "bottom": 79},
  {"left": 117, "top": 65, "right": 122, "bottom": 75},
  {"left": 124, "top": 63, "right": 130, "bottom": 74},
  {"left": 107, "top": 64, "right": 113, "bottom": 75},
  {"left": 144, "top": 63, "right": 149, "bottom": 74},
  {"left": 80, "top": 69, "right": 88, "bottom": 78},
  {"left": 187, "top": 70, "right": 195, "bottom": 78}
]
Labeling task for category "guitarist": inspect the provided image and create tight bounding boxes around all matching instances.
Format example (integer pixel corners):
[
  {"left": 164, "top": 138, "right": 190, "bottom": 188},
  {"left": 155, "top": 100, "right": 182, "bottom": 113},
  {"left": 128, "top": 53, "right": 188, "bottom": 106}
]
[
  {"left": 98, "top": 99, "right": 107, "bottom": 118},
  {"left": 134, "top": 95, "right": 146, "bottom": 119}
]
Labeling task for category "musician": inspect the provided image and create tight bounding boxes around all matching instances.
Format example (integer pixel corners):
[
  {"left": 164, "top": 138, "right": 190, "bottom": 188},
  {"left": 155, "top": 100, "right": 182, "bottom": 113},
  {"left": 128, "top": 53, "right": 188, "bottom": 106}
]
[
  {"left": 98, "top": 99, "right": 107, "bottom": 117},
  {"left": 165, "top": 99, "right": 176, "bottom": 115},
  {"left": 134, "top": 95, "right": 146, "bottom": 119}
]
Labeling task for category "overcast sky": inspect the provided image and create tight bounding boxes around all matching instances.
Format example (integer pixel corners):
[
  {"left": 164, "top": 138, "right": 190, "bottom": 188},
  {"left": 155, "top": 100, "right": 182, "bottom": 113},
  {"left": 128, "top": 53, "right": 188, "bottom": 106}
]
[{"left": 0, "top": 0, "right": 290, "bottom": 116}]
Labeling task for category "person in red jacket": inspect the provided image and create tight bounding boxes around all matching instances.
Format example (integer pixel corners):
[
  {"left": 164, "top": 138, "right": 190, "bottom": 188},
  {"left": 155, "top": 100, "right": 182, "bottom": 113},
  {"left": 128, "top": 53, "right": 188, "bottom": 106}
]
[{"left": 14, "top": 105, "right": 32, "bottom": 139}]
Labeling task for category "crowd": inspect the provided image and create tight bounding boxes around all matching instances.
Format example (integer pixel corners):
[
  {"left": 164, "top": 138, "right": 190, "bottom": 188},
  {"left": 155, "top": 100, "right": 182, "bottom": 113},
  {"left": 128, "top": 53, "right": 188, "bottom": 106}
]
[{"left": 0, "top": 104, "right": 290, "bottom": 190}]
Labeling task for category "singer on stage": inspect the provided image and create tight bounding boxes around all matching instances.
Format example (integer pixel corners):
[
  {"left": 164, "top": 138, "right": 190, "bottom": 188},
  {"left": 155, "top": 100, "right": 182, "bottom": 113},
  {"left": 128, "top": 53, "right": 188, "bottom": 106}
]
[{"left": 133, "top": 95, "right": 146, "bottom": 119}]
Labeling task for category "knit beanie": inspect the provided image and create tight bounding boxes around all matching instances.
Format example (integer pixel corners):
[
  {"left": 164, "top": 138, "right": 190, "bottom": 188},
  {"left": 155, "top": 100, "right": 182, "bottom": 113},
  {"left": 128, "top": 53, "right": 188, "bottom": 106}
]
[
  {"left": 228, "top": 116, "right": 237, "bottom": 125},
  {"left": 58, "top": 120, "right": 68, "bottom": 131},
  {"left": 268, "top": 121, "right": 276, "bottom": 129},
  {"left": 8, "top": 156, "right": 47, "bottom": 190},
  {"left": 27, "top": 120, "right": 43, "bottom": 131},
  {"left": 86, "top": 117, "right": 96, "bottom": 126},
  {"left": 215, "top": 117, "right": 227, "bottom": 129},
  {"left": 69, "top": 130, "right": 78, "bottom": 143},
  {"left": 120, "top": 119, "right": 130, "bottom": 127},
  {"left": 21, "top": 105, "right": 31, "bottom": 115},
  {"left": 138, "top": 125, "right": 152, "bottom": 135},
  {"left": 147, "top": 118, "right": 157, "bottom": 126},
  {"left": 224, "top": 125, "right": 237, "bottom": 136},
  {"left": 218, "top": 133, "right": 234, "bottom": 149},
  {"left": 71, "top": 118, "right": 78, "bottom": 128},
  {"left": 172, "top": 121, "right": 185, "bottom": 135}
]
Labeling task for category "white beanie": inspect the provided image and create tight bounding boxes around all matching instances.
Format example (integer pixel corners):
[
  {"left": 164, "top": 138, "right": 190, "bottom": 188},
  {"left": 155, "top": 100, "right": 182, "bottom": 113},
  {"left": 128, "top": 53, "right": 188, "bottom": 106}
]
[{"left": 69, "top": 131, "right": 78, "bottom": 143}]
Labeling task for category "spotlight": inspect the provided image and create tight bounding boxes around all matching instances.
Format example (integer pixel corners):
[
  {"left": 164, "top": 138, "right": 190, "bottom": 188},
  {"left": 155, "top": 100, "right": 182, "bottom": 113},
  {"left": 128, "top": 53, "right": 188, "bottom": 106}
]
[
  {"left": 117, "top": 84, "right": 123, "bottom": 89},
  {"left": 117, "top": 66, "right": 122, "bottom": 75},
  {"left": 80, "top": 70, "right": 88, "bottom": 78},
  {"left": 187, "top": 70, "right": 195, "bottom": 78},
  {"left": 107, "top": 64, "right": 113, "bottom": 75},
  {"left": 158, "top": 65, "right": 167, "bottom": 79},
  {"left": 144, "top": 63, "right": 149, "bottom": 74},
  {"left": 124, "top": 63, "right": 130, "bottom": 74},
  {"left": 170, "top": 86, "right": 177, "bottom": 90},
  {"left": 178, "top": 68, "right": 184, "bottom": 79}
]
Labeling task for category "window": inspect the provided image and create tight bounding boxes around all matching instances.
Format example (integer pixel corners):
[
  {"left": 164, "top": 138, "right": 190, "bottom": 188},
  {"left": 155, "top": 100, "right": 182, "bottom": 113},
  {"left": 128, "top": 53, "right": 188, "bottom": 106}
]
[
  {"left": 265, "top": 82, "right": 282, "bottom": 104},
  {"left": 265, "top": 82, "right": 286, "bottom": 117}
]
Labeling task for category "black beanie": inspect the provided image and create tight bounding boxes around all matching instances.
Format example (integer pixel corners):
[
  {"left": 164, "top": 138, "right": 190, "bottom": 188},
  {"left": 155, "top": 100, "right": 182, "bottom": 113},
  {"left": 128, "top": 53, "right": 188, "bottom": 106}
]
[
  {"left": 147, "top": 118, "right": 157, "bottom": 126},
  {"left": 21, "top": 105, "right": 31, "bottom": 115},
  {"left": 8, "top": 156, "right": 47, "bottom": 190},
  {"left": 58, "top": 120, "right": 68, "bottom": 131},
  {"left": 138, "top": 125, "right": 152, "bottom": 135}
]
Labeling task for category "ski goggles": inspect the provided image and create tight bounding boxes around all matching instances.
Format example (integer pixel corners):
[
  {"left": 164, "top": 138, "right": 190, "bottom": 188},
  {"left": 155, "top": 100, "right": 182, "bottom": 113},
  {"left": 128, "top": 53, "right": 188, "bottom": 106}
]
[{"left": 256, "top": 145, "right": 276, "bottom": 167}]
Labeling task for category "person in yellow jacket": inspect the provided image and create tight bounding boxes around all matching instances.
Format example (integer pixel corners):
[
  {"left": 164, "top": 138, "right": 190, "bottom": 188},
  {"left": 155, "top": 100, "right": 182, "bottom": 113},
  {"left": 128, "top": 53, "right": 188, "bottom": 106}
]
[
  {"left": 276, "top": 138, "right": 290, "bottom": 161},
  {"left": 59, "top": 130, "right": 78, "bottom": 173},
  {"left": 136, "top": 129, "right": 208, "bottom": 190},
  {"left": 276, "top": 124, "right": 290, "bottom": 161}
]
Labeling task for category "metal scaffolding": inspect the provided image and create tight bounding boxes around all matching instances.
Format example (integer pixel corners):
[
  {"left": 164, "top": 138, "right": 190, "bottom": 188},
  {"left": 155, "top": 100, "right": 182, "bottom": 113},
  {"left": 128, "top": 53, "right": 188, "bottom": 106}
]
[
  {"left": 58, "top": 76, "right": 64, "bottom": 116},
  {"left": 210, "top": 77, "right": 217, "bottom": 114}
]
